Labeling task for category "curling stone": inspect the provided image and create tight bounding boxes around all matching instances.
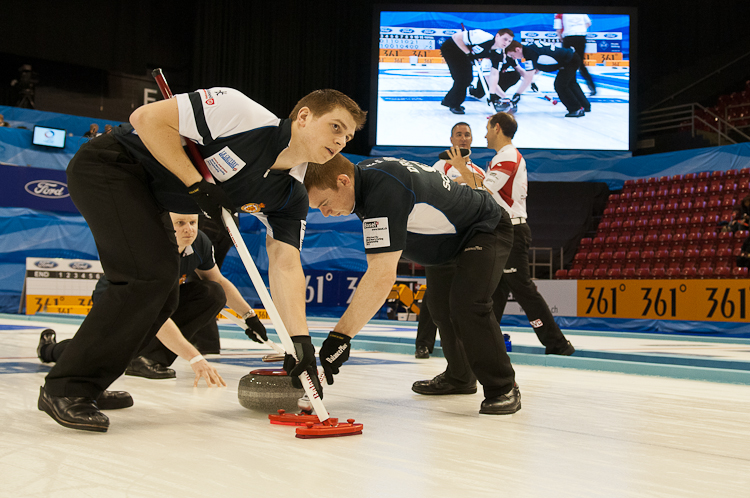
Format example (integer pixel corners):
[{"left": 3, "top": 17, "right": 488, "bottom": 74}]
[{"left": 238, "top": 368, "right": 304, "bottom": 412}]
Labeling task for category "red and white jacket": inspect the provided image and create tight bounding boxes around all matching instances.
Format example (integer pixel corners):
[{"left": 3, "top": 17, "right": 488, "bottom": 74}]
[{"left": 483, "top": 144, "right": 528, "bottom": 219}]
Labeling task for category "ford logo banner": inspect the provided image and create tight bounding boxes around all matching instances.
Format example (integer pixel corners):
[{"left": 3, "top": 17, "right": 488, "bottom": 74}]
[
  {"left": 24, "top": 180, "right": 70, "bottom": 199},
  {"left": 69, "top": 262, "right": 92, "bottom": 270},
  {"left": 35, "top": 260, "right": 58, "bottom": 269}
]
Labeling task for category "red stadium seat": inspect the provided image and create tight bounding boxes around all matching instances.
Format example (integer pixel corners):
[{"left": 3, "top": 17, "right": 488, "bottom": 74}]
[
  {"left": 651, "top": 267, "right": 666, "bottom": 279},
  {"left": 555, "top": 269, "right": 568, "bottom": 279},
  {"left": 623, "top": 267, "right": 636, "bottom": 278},
  {"left": 718, "top": 231, "right": 734, "bottom": 241},
  {"left": 714, "top": 267, "right": 731, "bottom": 278},
  {"left": 574, "top": 252, "right": 589, "bottom": 264},
  {"left": 635, "top": 267, "right": 651, "bottom": 279},
  {"left": 568, "top": 268, "right": 581, "bottom": 279},
  {"left": 607, "top": 267, "right": 622, "bottom": 279},
  {"left": 686, "top": 231, "right": 702, "bottom": 242},
  {"left": 702, "top": 231, "right": 717, "bottom": 243},
  {"left": 613, "top": 250, "right": 628, "bottom": 263},
  {"left": 732, "top": 267, "right": 749, "bottom": 278},
  {"left": 580, "top": 269, "right": 594, "bottom": 279},
  {"left": 682, "top": 267, "right": 698, "bottom": 278},
  {"left": 710, "top": 170, "right": 724, "bottom": 179},
  {"left": 697, "top": 266, "right": 714, "bottom": 279},
  {"left": 666, "top": 267, "right": 682, "bottom": 279},
  {"left": 593, "top": 268, "right": 608, "bottom": 279},
  {"left": 580, "top": 237, "right": 593, "bottom": 248},
  {"left": 716, "top": 243, "right": 733, "bottom": 258}
]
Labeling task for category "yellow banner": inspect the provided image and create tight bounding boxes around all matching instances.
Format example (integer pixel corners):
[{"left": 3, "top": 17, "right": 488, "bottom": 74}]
[
  {"left": 584, "top": 52, "right": 624, "bottom": 62},
  {"left": 577, "top": 280, "right": 750, "bottom": 322},
  {"left": 26, "top": 295, "right": 93, "bottom": 315}
]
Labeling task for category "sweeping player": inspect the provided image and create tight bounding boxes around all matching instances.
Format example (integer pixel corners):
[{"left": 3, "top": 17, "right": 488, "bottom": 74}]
[
  {"left": 305, "top": 154, "right": 521, "bottom": 415},
  {"left": 505, "top": 40, "right": 591, "bottom": 117},
  {"left": 449, "top": 112, "right": 575, "bottom": 356},
  {"left": 38, "top": 87, "right": 366, "bottom": 433},
  {"left": 440, "top": 28, "right": 515, "bottom": 114}
]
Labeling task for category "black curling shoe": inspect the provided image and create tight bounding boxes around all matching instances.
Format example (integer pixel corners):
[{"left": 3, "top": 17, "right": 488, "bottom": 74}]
[
  {"left": 479, "top": 384, "right": 521, "bottom": 415},
  {"left": 38, "top": 386, "right": 109, "bottom": 432}
]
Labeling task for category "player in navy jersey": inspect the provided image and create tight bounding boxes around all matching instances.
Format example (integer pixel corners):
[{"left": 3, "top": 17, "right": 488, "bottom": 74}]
[
  {"left": 440, "top": 28, "right": 515, "bottom": 114},
  {"left": 38, "top": 88, "right": 366, "bottom": 433},
  {"left": 506, "top": 40, "right": 591, "bottom": 117},
  {"left": 36, "top": 213, "right": 268, "bottom": 391},
  {"left": 305, "top": 154, "right": 521, "bottom": 415}
]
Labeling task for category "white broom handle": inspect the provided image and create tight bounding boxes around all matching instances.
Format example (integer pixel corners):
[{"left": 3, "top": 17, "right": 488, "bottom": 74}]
[{"left": 219, "top": 211, "right": 328, "bottom": 421}]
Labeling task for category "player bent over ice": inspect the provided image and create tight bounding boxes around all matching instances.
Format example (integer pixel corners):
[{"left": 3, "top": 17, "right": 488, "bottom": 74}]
[
  {"left": 38, "top": 87, "right": 366, "bottom": 433},
  {"left": 305, "top": 155, "right": 521, "bottom": 415}
]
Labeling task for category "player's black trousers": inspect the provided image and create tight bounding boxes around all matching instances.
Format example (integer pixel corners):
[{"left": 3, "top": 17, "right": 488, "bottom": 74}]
[
  {"left": 470, "top": 71, "right": 521, "bottom": 99},
  {"left": 45, "top": 133, "right": 181, "bottom": 398},
  {"left": 563, "top": 35, "right": 596, "bottom": 91},
  {"left": 554, "top": 55, "right": 591, "bottom": 112},
  {"left": 492, "top": 223, "right": 569, "bottom": 350},
  {"left": 47, "top": 281, "right": 225, "bottom": 366},
  {"left": 441, "top": 38, "right": 474, "bottom": 108},
  {"left": 425, "top": 216, "right": 516, "bottom": 398},
  {"left": 138, "top": 280, "right": 225, "bottom": 366},
  {"left": 415, "top": 289, "right": 437, "bottom": 352}
]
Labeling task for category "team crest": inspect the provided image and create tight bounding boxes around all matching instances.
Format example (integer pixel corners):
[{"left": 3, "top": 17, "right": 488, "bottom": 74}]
[{"left": 241, "top": 202, "right": 265, "bottom": 213}]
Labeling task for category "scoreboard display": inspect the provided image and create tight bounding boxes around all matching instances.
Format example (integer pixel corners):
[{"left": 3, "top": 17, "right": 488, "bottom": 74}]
[{"left": 25, "top": 258, "right": 103, "bottom": 315}]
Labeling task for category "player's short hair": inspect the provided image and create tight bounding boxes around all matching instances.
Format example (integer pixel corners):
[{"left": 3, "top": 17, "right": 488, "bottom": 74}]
[
  {"left": 304, "top": 154, "right": 355, "bottom": 192},
  {"left": 451, "top": 122, "right": 471, "bottom": 135},
  {"left": 489, "top": 112, "right": 518, "bottom": 139},
  {"left": 497, "top": 28, "right": 514, "bottom": 38},
  {"left": 505, "top": 40, "right": 523, "bottom": 53},
  {"left": 289, "top": 89, "right": 367, "bottom": 130}
]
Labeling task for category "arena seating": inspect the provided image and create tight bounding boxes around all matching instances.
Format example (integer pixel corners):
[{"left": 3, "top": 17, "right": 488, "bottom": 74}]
[
  {"left": 694, "top": 80, "right": 750, "bottom": 132},
  {"left": 557, "top": 168, "right": 750, "bottom": 279}
]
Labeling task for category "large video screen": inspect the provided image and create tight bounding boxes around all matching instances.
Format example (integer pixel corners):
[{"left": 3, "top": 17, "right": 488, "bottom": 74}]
[{"left": 372, "top": 7, "right": 633, "bottom": 151}]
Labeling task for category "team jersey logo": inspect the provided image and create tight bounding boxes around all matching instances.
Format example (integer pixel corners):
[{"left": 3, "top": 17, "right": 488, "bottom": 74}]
[
  {"left": 204, "top": 146, "right": 246, "bottom": 181},
  {"left": 240, "top": 202, "right": 265, "bottom": 213},
  {"left": 363, "top": 217, "right": 390, "bottom": 249}
]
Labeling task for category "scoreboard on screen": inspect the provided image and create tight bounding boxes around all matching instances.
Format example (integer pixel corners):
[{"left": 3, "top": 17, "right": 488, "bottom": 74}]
[{"left": 25, "top": 258, "right": 103, "bottom": 315}]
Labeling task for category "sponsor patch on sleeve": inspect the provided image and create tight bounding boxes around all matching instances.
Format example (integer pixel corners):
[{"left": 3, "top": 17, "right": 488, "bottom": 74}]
[
  {"left": 362, "top": 217, "right": 391, "bottom": 249},
  {"left": 204, "top": 146, "right": 246, "bottom": 181}
]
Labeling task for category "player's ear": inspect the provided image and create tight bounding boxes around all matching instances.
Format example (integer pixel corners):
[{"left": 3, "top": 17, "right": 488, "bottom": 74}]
[
  {"left": 337, "top": 174, "right": 352, "bottom": 188},
  {"left": 296, "top": 107, "right": 311, "bottom": 126}
]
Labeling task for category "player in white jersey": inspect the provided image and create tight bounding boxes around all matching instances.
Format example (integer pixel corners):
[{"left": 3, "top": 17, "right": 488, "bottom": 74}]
[
  {"left": 440, "top": 28, "right": 515, "bottom": 114},
  {"left": 452, "top": 112, "right": 575, "bottom": 355},
  {"left": 38, "top": 88, "right": 366, "bottom": 433},
  {"left": 554, "top": 13, "right": 596, "bottom": 95}
]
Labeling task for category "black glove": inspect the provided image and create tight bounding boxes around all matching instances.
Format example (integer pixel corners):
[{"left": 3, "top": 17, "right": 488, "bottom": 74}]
[
  {"left": 510, "top": 93, "right": 521, "bottom": 105},
  {"left": 244, "top": 315, "right": 267, "bottom": 344},
  {"left": 530, "top": 82, "right": 539, "bottom": 92},
  {"left": 283, "top": 336, "right": 323, "bottom": 396},
  {"left": 318, "top": 331, "right": 351, "bottom": 385},
  {"left": 187, "top": 179, "right": 234, "bottom": 221}
]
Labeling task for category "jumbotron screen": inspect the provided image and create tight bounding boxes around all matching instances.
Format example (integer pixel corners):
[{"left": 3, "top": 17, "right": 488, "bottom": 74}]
[{"left": 372, "top": 8, "right": 633, "bottom": 151}]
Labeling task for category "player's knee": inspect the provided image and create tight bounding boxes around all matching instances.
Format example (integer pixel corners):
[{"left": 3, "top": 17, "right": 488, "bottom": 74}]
[{"left": 200, "top": 280, "right": 226, "bottom": 309}]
